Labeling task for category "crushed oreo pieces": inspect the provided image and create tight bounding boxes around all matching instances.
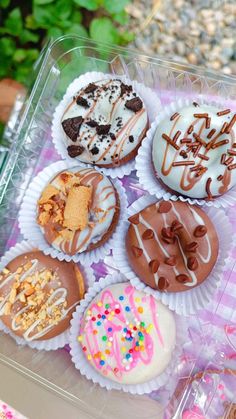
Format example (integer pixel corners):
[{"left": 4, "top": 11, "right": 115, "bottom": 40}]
[
  {"left": 67, "top": 144, "right": 85, "bottom": 157},
  {"left": 129, "top": 135, "right": 134, "bottom": 143},
  {"left": 120, "top": 82, "right": 132, "bottom": 97},
  {"left": 86, "top": 119, "right": 98, "bottom": 128},
  {"left": 90, "top": 146, "right": 99, "bottom": 155},
  {"left": 84, "top": 83, "right": 97, "bottom": 94},
  {"left": 76, "top": 96, "right": 89, "bottom": 108},
  {"left": 96, "top": 124, "right": 111, "bottom": 135},
  {"left": 125, "top": 97, "right": 143, "bottom": 113},
  {"left": 62, "top": 116, "right": 84, "bottom": 141}
]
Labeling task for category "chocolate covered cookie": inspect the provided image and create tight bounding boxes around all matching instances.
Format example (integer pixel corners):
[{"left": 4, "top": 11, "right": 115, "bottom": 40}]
[
  {"left": 126, "top": 200, "right": 219, "bottom": 292},
  {"left": 0, "top": 251, "right": 85, "bottom": 341},
  {"left": 37, "top": 167, "right": 120, "bottom": 256},
  {"left": 152, "top": 104, "right": 236, "bottom": 199},
  {"left": 61, "top": 79, "right": 149, "bottom": 167}
]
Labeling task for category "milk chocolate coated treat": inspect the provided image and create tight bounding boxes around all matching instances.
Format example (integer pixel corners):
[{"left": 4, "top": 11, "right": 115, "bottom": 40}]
[
  {"left": 61, "top": 79, "right": 149, "bottom": 167},
  {"left": 152, "top": 104, "right": 236, "bottom": 199},
  {"left": 0, "top": 251, "right": 85, "bottom": 341},
  {"left": 126, "top": 200, "right": 219, "bottom": 292},
  {"left": 37, "top": 167, "right": 120, "bottom": 256}
]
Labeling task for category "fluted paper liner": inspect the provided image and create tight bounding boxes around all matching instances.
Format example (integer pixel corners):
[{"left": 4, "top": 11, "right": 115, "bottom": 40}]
[
  {"left": 18, "top": 160, "right": 128, "bottom": 264},
  {"left": 136, "top": 97, "right": 236, "bottom": 208},
  {"left": 51, "top": 71, "right": 161, "bottom": 179},
  {"left": 111, "top": 194, "right": 232, "bottom": 315},
  {"left": 69, "top": 273, "right": 187, "bottom": 394},
  {"left": 0, "top": 240, "right": 95, "bottom": 351}
]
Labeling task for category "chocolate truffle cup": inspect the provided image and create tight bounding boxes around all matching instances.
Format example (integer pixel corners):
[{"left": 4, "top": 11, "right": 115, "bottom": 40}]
[
  {"left": 136, "top": 98, "right": 236, "bottom": 208},
  {"left": 69, "top": 272, "right": 186, "bottom": 394},
  {"left": 19, "top": 160, "right": 128, "bottom": 264},
  {"left": 51, "top": 71, "right": 161, "bottom": 179},
  {"left": 0, "top": 241, "right": 95, "bottom": 350},
  {"left": 112, "top": 194, "right": 232, "bottom": 315}
]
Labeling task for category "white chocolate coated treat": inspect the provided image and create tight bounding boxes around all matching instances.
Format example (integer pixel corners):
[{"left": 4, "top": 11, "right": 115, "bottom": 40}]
[
  {"left": 152, "top": 104, "right": 236, "bottom": 199},
  {"left": 61, "top": 79, "right": 148, "bottom": 166},
  {"left": 37, "top": 167, "right": 118, "bottom": 255},
  {"left": 78, "top": 282, "right": 176, "bottom": 385}
]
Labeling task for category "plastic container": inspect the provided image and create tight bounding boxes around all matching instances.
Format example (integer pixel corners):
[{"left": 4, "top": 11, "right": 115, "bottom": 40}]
[{"left": 0, "top": 36, "right": 236, "bottom": 418}]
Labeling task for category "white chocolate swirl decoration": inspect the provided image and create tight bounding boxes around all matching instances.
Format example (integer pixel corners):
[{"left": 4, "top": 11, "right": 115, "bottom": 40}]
[
  {"left": 78, "top": 283, "right": 176, "bottom": 385},
  {"left": 37, "top": 167, "right": 118, "bottom": 255},
  {"left": 152, "top": 104, "right": 236, "bottom": 199},
  {"left": 126, "top": 200, "right": 219, "bottom": 293},
  {"left": 0, "top": 259, "right": 78, "bottom": 341},
  {"left": 61, "top": 79, "right": 148, "bottom": 166}
]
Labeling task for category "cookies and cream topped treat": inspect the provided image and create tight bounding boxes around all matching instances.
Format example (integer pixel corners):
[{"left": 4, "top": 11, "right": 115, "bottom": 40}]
[
  {"left": 78, "top": 282, "right": 176, "bottom": 385},
  {"left": 152, "top": 104, "right": 236, "bottom": 199},
  {"left": 126, "top": 200, "right": 219, "bottom": 293},
  {"left": 61, "top": 79, "right": 149, "bottom": 167},
  {"left": 0, "top": 251, "right": 84, "bottom": 341},
  {"left": 37, "top": 167, "right": 119, "bottom": 256}
]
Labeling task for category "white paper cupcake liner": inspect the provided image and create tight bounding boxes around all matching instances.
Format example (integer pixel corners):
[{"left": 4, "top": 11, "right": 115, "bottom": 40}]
[
  {"left": 51, "top": 71, "right": 162, "bottom": 179},
  {"left": 136, "top": 97, "right": 236, "bottom": 208},
  {"left": 69, "top": 272, "right": 187, "bottom": 395},
  {"left": 18, "top": 160, "right": 128, "bottom": 264},
  {"left": 111, "top": 194, "right": 233, "bottom": 316},
  {"left": 0, "top": 240, "right": 95, "bottom": 351}
]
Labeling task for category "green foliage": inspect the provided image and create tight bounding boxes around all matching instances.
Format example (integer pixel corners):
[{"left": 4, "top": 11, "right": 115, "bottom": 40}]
[{"left": 0, "top": 0, "right": 133, "bottom": 87}]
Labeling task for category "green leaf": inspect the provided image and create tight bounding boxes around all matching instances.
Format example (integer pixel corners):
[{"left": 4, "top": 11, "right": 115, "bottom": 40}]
[
  {"left": 13, "top": 49, "right": 28, "bottom": 62},
  {"left": 73, "top": 0, "right": 99, "bottom": 11},
  {"left": 33, "top": 0, "right": 73, "bottom": 28},
  {"left": 19, "top": 29, "right": 40, "bottom": 44},
  {"left": 4, "top": 8, "right": 23, "bottom": 36},
  {"left": 103, "top": 0, "right": 130, "bottom": 14},
  {"left": 25, "top": 14, "right": 39, "bottom": 30},
  {"left": 47, "top": 27, "right": 63, "bottom": 39},
  {"left": 119, "top": 30, "right": 134, "bottom": 44},
  {"left": 113, "top": 10, "right": 129, "bottom": 25},
  {"left": 90, "top": 17, "right": 120, "bottom": 44},
  {"left": 65, "top": 23, "right": 88, "bottom": 38},
  {"left": 71, "top": 10, "right": 82, "bottom": 24},
  {"left": 0, "top": 37, "right": 16, "bottom": 57},
  {"left": 0, "top": 0, "right": 10, "bottom": 8},
  {"left": 33, "top": 0, "right": 55, "bottom": 4}
]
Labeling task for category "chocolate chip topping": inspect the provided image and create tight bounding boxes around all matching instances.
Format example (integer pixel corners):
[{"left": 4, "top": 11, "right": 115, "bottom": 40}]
[
  {"left": 176, "top": 274, "right": 190, "bottom": 283},
  {"left": 142, "top": 229, "right": 154, "bottom": 240},
  {"left": 96, "top": 124, "right": 111, "bottom": 135},
  {"left": 90, "top": 146, "right": 99, "bottom": 155},
  {"left": 171, "top": 220, "right": 183, "bottom": 232},
  {"left": 158, "top": 277, "right": 169, "bottom": 291},
  {"left": 125, "top": 97, "right": 143, "bottom": 113},
  {"left": 84, "top": 83, "right": 97, "bottom": 94},
  {"left": 120, "top": 82, "right": 132, "bottom": 97},
  {"left": 165, "top": 256, "right": 176, "bottom": 266},
  {"left": 67, "top": 145, "right": 85, "bottom": 158},
  {"left": 187, "top": 256, "right": 198, "bottom": 271},
  {"left": 128, "top": 214, "right": 139, "bottom": 225},
  {"left": 194, "top": 225, "right": 207, "bottom": 238},
  {"left": 158, "top": 201, "right": 172, "bottom": 213},
  {"left": 110, "top": 133, "right": 116, "bottom": 141},
  {"left": 185, "top": 241, "right": 199, "bottom": 252},
  {"left": 76, "top": 96, "right": 89, "bottom": 108},
  {"left": 86, "top": 119, "right": 98, "bottom": 128},
  {"left": 131, "top": 246, "right": 143, "bottom": 258},
  {"left": 62, "top": 116, "right": 84, "bottom": 142},
  {"left": 149, "top": 259, "right": 160, "bottom": 273}
]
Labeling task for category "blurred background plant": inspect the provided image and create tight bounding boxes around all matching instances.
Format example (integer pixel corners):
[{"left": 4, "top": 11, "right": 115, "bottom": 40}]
[{"left": 0, "top": 0, "right": 133, "bottom": 137}]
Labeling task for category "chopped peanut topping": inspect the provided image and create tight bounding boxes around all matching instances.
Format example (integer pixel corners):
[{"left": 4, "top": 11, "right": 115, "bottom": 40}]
[{"left": 38, "top": 185, "right": 59, "bottom": 204}]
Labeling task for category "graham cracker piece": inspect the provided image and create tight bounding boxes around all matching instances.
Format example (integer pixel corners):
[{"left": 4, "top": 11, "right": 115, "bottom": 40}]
[
  {"left": 38, "top": 185, "right": 59, "bottom": 204},
  {"left": 63, "top": 185, "right": 92, "bottom": 231}
]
